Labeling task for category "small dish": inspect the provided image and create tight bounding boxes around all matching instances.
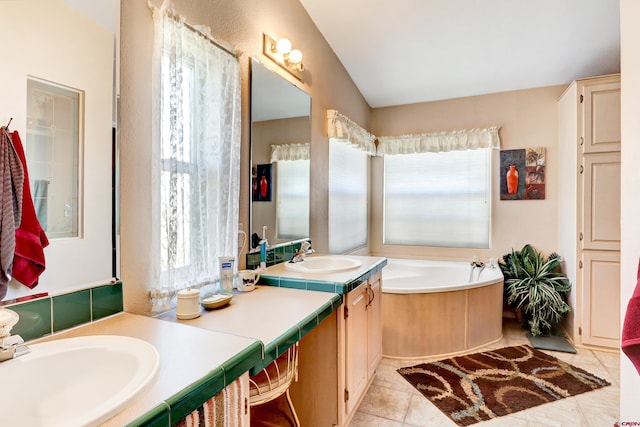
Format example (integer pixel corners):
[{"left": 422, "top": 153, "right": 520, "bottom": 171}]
[{"left": 201, "top": 294, "right": 233, "bottom": 310}]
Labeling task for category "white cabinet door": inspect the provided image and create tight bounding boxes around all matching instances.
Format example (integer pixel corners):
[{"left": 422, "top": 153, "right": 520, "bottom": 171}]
[
  {"left": 582, "top": 152, "right": 621, "bottom": 251},
  {"left": 344, "top": 282, "right": 369, "bottom": 416},
  {"left": 582, "top": 81, "right": 620, "bottom": 153},
  {"left": 581, "top": 251, "right": 620, "bottom": 347}
]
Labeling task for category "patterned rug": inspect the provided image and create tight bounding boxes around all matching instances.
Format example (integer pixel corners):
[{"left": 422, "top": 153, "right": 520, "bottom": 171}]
[{"left": 397, "top": 345, "right": 610, "bottom": 426}]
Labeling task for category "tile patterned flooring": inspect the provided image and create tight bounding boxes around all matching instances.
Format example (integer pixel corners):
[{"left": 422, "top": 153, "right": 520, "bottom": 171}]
[{"left": 349, "top": 319, "right": 620, "bottom": 427}]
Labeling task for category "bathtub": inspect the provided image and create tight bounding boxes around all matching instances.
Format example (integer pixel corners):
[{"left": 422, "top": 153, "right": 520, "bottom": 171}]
[{"left": 381, "top": 258, "right": 504, "bottom": 358}]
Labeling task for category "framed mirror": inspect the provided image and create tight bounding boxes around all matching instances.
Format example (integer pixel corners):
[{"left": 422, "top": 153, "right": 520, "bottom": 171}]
[{"left": 250, "top": 59, "right": 311, "bottom": 248}]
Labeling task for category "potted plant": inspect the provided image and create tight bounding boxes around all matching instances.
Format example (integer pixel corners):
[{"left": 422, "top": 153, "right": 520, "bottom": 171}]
[{"left": 499, "top": 244, "right": 571, "bottom": 336}]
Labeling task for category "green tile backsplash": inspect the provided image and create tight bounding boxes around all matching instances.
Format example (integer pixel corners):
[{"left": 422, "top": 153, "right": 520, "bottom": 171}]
[
  {"left": 246, "top": 238, "right": 311, "bottom": 269},
  {"left": 6, "top": 281, "right": 124, "bottom": 342},
  {"left": 92, "top": 282, "right": 124, "bottom": 320},
  {"left": 53, "top": 289, "right": 92, "bottom": 332},
  {"left": 10, "top": 297, "right": 52, "bottom": 341}
]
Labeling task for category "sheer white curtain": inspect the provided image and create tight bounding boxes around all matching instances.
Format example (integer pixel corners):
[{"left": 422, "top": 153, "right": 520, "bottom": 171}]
[{"left": 150, "top": 5, "right": 241, "bottom": 300}]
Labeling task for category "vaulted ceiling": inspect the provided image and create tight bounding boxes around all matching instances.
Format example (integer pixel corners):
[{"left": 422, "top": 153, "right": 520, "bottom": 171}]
[{"left": 299, "top": 0, "right": 620, "bottom": 108}]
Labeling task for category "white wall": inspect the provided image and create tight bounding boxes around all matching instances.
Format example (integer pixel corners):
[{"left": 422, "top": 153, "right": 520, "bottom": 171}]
[
  {"left": 620, "top": 0, "right": 640, "bottom": 421},
  {"left": 0, "top": 0, "right": 114, "bottom": 299}
]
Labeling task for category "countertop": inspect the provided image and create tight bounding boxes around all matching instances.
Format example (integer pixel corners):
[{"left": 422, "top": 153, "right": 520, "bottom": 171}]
[
  {"left": 33, "top": 312, "right": 261, "bottom": 426},
  {"left": 156, "top": 285, "right": 342, "bottom": 372},
  {"left": 261, "top": 255, "right": 387, "bottom": 294}
]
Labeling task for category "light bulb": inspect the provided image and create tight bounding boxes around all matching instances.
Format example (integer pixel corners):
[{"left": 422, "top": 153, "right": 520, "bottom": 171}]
[
  {"left": 288, "top": 49, "right": 303, "bottom": 64},
  {"left": 275, "top": 38, "right": 292, "bottom": 55}
]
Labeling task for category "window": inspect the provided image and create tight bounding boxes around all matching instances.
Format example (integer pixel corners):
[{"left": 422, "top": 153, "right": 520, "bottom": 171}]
[
  {"left": 328, "top": 139, "right": 369, "bottom": 254},
  {"left": 383, "top": 148, "right": 492, "bottom": 248},
  {"left": 276, "top": 159, "right": 310, "bottom": 239},
  {"left": 153, "top": 10, "right": 241, "bottom": 295}
]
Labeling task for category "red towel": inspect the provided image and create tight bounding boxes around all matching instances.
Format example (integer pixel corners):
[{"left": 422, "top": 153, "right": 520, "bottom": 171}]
[
  {"left": 622, "top": 258, "right": 640, "bottom": 374},
  {"left": 10, "top": 131, "right": 49, "bottom": 288}
]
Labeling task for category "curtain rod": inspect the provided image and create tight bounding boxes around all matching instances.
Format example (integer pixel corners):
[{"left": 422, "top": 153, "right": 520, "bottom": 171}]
[{"left": 162, "top": 9, "right": 239, "bottom": 59}]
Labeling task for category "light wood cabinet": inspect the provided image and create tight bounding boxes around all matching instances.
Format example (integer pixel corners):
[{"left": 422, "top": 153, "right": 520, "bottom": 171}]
[
  {"left": 340, "top": 271, "right": 383, "bottom": 425},
  {"left": 558, "top": 74, "right": 620, "bottom": 349}
]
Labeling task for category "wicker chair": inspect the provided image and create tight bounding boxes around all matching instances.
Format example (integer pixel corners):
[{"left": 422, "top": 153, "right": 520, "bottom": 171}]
[{"left": 249, "top": 342, "right": 300, "bottom": 427}]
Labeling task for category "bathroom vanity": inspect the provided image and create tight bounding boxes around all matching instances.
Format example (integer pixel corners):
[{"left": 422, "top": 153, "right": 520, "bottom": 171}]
[
  {"left": 2, "top": 254, "right": 385, "bottom": 426},
  {"left": 260, "top": 254, "right": 386, "bottom": 426}
]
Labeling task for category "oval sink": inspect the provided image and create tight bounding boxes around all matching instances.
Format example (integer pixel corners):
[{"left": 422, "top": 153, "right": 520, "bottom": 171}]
[
  {"left": 284, "top": 256, "right": 362, "bottom": 273},
  {"left": 0, "top": 335, "right": 159, "bottom": 427}
]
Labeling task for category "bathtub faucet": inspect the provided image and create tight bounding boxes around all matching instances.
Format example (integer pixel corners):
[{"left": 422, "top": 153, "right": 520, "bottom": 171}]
[{"left": 469, "top": 256, "right": 486, "bottom": 282}]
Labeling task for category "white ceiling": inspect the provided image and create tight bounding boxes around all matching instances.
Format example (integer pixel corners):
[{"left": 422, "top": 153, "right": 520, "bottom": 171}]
[{"left": 299, "top": 0, "right": 620, "bottom": 108}]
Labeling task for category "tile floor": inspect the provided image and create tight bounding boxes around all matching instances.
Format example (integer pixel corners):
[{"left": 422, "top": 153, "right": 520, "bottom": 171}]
[{"left": 349, "top": 319, "right": 620, "bottom": 427}]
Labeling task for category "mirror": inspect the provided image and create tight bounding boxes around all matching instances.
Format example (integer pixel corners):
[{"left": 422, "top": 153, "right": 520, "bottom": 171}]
[
  {"left": 0, "top": 0, "right": 118, "bottom": 300},
  {"left": 250, "top": 59, "right": 311, "bottom": 247}
]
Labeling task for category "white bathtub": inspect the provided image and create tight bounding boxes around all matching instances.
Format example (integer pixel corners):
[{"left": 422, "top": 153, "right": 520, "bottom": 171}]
[
  {"left": 382, "top": 258, "right": 503, "bottom": 293},
  {"left": 381, "top": 258, "right": 504, "bottom": 358}
]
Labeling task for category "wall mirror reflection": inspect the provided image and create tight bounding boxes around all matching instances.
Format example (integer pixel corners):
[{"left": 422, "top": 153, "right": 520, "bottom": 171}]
[
  {"left": 26, "top": 77, "right": 82, "bottom": 239},
  {"left": 250, "top": 59, "right": 311, "bottom": 247}
]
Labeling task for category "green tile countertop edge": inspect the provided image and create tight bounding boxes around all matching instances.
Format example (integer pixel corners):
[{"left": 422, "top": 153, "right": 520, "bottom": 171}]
[
  {"left": 250, "top": 294, "right": 342, "bottom": 375},
  {"left": 260, "top": 257, "right": 388, "bottom": 295},
  {"left": 130, "top": 340, "right": 263, "bottom": 426}
]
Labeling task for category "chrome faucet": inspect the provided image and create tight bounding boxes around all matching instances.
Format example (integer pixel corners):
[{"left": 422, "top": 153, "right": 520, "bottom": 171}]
[
  {"left": 0, "top": 309, "right": 30, "bottom": 362},
  {"left": 469, "top": 256, "right": 486, "bottom": 282},
  {"left": 0, "top": 334, "right": 30, "bottom": 362},
  {"left": 289, "top": 241, "right": 314, "bottom": 263}
]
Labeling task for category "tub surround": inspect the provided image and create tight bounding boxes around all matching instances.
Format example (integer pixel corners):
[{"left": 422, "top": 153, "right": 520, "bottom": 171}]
[{"left": 382, "top": 258, "right": 504, "bottom": 359}]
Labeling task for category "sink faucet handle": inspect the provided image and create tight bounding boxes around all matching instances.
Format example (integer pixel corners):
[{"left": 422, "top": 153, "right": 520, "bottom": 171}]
[{"left": 0, "top": 334, "right": 24, "bottom": 349}]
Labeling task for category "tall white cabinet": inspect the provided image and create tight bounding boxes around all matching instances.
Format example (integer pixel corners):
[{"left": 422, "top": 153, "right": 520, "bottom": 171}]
[{"left": 558, "top": 74, "right": 621, "bottom": 349}]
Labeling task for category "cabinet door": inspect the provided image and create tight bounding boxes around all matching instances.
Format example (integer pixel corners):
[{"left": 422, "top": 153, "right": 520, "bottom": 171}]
[
  {"left": 582, "top": 82, "right": 620, "bottom": 153},
  {"left": 366, "top": 273, "right": 382, "bottom": 379},
  {"left": 582, "top": 152, "right": 620, "bottom": 251},
  {"left": 344, "top": 282, "right": 369, "bottom": 415},
  {"left": 581, "top": 251, "right": 620, "bottom": 348}
]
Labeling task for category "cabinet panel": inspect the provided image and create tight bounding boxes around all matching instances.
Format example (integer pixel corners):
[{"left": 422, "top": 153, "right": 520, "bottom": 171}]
[
  {"left": 344, "top": 282, "right": 368, "bottom": 415},
  {"left": 367, "top": 273, "right": 382, "bottom": 378},
  {"left": 582, "top": 82, "right": 620, "bottom": 153},
  {"left": 582, "top": 152, "right": 621, "bottom": 250},
  {"left": 581, "top": 251, "right": 620, "bottom": 347}
]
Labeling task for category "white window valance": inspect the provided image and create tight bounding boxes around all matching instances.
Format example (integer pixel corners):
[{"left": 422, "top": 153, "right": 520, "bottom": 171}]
[
  {"left": 271, "top": 143, "right": 310, "bottom": 162},
  {"left": 377, "top": 126, "right": 501, "bottom": 155},
  {"left": 326, "top": 109, "right": 376, "bottom": 155}
]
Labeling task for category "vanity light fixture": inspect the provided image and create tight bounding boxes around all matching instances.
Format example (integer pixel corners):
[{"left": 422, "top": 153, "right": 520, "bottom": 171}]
[{"left": 263, "top": 33, "right": 304, "bottom": 81}]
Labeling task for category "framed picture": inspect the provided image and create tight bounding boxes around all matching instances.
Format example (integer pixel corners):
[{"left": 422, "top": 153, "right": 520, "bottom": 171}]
[
  {"left": 500, "top": 147, "right": 546, "bottom": 200},
  {"left": 252, "top": 163, "right": 272, "bottom": 202}
]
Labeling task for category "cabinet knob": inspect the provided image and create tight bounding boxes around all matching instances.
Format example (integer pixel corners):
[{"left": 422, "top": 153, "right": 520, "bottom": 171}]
[
  {"left": 579, "top": 165, "right": 584, "bottom": 174},
  {"left": 580, "top": 137, "right": 584, "bottom": 146},
  {"left": 579, "top": 232, "right": 583, "bottom": 241}
]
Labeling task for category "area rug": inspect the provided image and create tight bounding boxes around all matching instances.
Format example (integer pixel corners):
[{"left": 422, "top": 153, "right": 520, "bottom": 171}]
[{"left": 397, "top": 345, "right": 610, "bottom": 426}]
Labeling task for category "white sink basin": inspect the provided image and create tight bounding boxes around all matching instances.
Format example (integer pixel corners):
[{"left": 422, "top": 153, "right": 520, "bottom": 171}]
[
  {"left": 284, "top": 256, "right": 362, "bottom": 273},
  {"left": 0, "top": 335, "right": 159, "bottom": 427}
]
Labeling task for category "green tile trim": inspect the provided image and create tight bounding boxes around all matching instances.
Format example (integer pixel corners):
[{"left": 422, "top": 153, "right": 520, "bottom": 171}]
[
  {"left": 166, "top": 367, "right": 225, "bottom": 423},
  {"left": 249, "top": 294, "right": 341, "bottom": 375},
  {"left": 279, "top": 277, "right": 307, "bottom": 290},
  {"left": 10, "top": 297, "right": 52, "bottom": 341},
  {"left": 53, "top": 289, "right": 91, "bottom": 332},
  {"left": 125, "top": 403, "right": 170, "bottom": 427},
  {"left": 222, "top": 340, "right": 263, "bottom": 385},
  {"left": 92, "top": 281, "right": 124, "bottom": 320},
  {"left": 166, "top": 341, "right": 262, "bottom": 424}
]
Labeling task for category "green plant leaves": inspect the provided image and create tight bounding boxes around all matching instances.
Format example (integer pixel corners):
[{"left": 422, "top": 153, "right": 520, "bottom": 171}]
[{"left": 499, "top": 244, "right": 572, "bottom": 336}]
